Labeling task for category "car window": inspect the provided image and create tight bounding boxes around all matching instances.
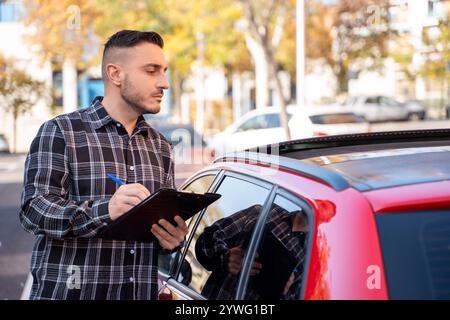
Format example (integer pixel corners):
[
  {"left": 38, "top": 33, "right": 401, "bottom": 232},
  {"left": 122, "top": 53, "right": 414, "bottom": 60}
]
[
  {"left": 309, "top": 113, "right": 366, "bottom": 124},
  {"left": 158, "top": 174, "right": 215, "bottom": 276},
  {"left": 380, "top": 96, "right": 401, "bottom": 107},
  {"left": 237, "top": 113, "right": 290, "bottom": 131},
  {"left": 244, "top": 194, "right": 309, "bottom": 300},
  {"left": 376, "top": 209, "right": 450, "bottom": 299},
  {"left": 365, "top": 97, "right": 379, "bottom": 104},
  {"left": 176, "top": 175, "right": 271, "bottom": 299},
  {"left": 237, "top": 115, "right": 266, "bottom": 131}
]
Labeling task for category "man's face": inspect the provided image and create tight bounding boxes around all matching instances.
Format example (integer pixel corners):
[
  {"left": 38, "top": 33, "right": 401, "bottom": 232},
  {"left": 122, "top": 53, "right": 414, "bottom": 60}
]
[{"left": 120, "top": 42, "right": 169, "bottom": 114}]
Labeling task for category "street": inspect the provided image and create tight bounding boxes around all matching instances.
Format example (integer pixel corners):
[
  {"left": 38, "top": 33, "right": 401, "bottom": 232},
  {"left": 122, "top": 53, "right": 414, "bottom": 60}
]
[
  {"left": 0, "top": 153, "right": 34, "bottom": 300},
  {"left": 1, "top": 119, "right": 449, "bottom": 300}
]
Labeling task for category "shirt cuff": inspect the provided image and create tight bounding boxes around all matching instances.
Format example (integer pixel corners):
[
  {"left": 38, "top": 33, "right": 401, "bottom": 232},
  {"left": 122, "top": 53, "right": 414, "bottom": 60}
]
[{"left": 91, "top": 198, "right": 113, "bottom": 228}]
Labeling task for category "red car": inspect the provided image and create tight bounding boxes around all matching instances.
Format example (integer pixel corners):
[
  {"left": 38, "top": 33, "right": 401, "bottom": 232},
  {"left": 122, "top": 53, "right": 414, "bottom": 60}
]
[{"left": 158, "top": 129, "right": 450, "bottom": 300}]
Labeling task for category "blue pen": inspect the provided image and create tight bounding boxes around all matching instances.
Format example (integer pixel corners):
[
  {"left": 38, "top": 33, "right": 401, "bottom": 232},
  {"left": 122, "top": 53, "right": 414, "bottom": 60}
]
[{"left": 107, "top": 173, "right": 125, "bottom": 186}]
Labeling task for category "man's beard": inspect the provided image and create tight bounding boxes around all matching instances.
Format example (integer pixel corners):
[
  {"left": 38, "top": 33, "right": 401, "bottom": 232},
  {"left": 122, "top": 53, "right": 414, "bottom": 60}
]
[{"left": 121, "top": 75, "right": 159, "bottom": 115}]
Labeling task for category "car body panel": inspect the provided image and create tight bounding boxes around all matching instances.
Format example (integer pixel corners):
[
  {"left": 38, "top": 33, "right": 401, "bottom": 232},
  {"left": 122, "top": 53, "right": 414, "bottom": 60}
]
[{"left": 363, "top": 180, "right": 450, "bottom": 213}]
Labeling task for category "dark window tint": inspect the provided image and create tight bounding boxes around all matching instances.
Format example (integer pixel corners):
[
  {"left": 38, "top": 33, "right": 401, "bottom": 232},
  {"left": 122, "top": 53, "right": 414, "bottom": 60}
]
[
  {"left": 245, "top": 195, "right": 309, "bottom": 300},
  {"left": 158, "top": 175, "right": 215, "bottom": 276},
  {"left": 178, "top": 176, "right": 270, "bottom": 299},
  {"left": 365, "top": 97, "right": 379, "bottom": 104},
  {"left": 238, "top": 113, "right": 290, "bottom": 131},
  {"left": 309, "top": 113, "right": 365, "bottom": 124},
  {"left": 376, "top": 210, "right": 450, "bottom": 299},
  {"left": 380, "top": 97, "right": 402, "bottom": 107}
]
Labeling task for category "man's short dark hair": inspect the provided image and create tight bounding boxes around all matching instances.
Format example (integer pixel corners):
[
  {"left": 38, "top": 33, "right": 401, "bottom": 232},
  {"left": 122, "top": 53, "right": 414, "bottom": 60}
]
[{"left": 102, "top": 30, "right": 164, "bottom": 80}]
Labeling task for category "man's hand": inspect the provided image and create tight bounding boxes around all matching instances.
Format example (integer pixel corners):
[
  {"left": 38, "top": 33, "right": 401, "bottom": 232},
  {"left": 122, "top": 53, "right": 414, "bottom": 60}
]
[
  {"left": 108, "top": 183, "right": 150, "bottom": 221},
  {"left": 225, "top": 247, "right": 262, "bottom": 276},
  {"left": 151, "top": 216, "right": 188, "bottom": 251}
]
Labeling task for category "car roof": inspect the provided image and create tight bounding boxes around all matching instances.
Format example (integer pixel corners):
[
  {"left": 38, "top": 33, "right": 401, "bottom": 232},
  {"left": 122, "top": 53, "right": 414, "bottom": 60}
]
[{"left": 215, "top": 129, "right": 450, "bottom": 191}]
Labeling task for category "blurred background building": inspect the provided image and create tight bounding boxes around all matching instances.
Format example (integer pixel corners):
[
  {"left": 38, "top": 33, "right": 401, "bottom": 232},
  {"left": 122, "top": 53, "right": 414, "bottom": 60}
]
[{"left": 0, "top": 0, "right": 448, "bottom": 152}]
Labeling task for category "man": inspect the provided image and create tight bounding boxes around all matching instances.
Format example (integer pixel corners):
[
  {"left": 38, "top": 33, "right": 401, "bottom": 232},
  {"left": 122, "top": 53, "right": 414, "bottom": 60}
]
[{"left": 19, "top": 30, "right": 188, "bottom": 300}]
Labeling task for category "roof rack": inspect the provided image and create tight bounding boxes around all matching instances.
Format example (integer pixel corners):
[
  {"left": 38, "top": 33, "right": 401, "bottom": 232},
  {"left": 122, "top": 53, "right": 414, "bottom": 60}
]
[{"left": 248, "top": 129, "right": 450, "bottom": 155}]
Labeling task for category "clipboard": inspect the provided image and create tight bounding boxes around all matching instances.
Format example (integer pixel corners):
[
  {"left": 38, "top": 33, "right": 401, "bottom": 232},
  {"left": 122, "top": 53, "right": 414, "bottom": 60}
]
[{"left": 98, "top": 188, "right": 221, "bottom": 242}]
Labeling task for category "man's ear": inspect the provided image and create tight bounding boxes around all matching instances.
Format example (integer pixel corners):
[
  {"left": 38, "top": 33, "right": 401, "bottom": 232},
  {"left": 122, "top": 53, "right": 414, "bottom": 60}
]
[{"left": 105, "top": 63, "right": 123, "bottom": 86}]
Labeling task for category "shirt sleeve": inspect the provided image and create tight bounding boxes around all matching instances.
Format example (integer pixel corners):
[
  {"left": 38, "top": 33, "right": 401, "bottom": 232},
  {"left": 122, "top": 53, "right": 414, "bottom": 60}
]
[
  {"left": 164, "top": 151, "right": 175, "bottom": 189},
  {"left": 19, "top": 120, "right": 112, "bottom": 239}
]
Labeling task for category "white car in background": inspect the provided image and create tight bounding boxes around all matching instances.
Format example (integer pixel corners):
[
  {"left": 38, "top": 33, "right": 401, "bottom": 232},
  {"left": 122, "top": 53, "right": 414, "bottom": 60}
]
[
  {"left": 207, "top": 105, "right": 371, "bottom": 155},
  {"left": 345, "top": 96, "right": 426, "bottom": 122}
]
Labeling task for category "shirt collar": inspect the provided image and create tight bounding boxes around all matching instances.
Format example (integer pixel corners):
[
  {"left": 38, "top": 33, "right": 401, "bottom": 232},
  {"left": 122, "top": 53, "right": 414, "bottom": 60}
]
[{"left": 86, "top": 96, "right": 151, "bottom": 137}]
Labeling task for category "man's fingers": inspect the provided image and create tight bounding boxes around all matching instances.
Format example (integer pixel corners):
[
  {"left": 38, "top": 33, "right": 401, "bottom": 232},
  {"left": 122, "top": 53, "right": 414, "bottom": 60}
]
[
  {"left": 174, "top": 216, "right": 188, "bottom": 233},
  {"left": 121, "top": 194, "right": 142, "bottom": 206},
  {"left": 151, "top": 229, "right": 175, "bottom": 250},
  {"left": 151, "top": 224, "right": 173, "bottom": 242},
  {"left": 157, "top": 219, "right": 180, "bottom": 240},
  {"left": 122, "top": 188, "right": 147, "bottom": 201},
  {"left": 228, "top": 255, "right": 243, "bottom": 264}
]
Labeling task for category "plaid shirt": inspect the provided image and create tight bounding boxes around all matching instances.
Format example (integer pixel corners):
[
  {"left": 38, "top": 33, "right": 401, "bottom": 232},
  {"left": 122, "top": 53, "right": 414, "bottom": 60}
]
[
  {"left": 19, "top": 97, "right": 174, "bottom": 300},
  {"left": 195, "top": 204, "right": 307, "bottom": 300}
]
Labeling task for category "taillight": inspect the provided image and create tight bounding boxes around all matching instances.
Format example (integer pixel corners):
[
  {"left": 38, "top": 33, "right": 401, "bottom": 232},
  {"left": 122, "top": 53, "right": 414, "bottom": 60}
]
[{"left": 314, "top": 131, "right": 329, "bottom": 136}]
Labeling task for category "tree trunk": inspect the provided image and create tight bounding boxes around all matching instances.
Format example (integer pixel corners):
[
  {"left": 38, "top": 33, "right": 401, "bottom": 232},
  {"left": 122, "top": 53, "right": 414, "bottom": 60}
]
[
  {"left": 336, "top": 64, "right": 349, "bottom": 95},
  {"left": 266, "top": 50, "right": 291, "bottom": 141},
  {"left": 244, "top": 33, "right": 270, "bottom": 109}
]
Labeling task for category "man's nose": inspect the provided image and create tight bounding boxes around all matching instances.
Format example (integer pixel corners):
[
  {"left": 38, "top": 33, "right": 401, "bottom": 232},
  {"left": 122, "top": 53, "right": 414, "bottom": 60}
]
[{"left": 157, "top": 74, "right": 169, "bottom": 90}]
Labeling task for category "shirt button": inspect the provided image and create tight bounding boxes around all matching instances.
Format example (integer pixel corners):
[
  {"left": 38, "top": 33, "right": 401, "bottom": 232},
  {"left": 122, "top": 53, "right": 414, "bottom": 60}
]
[
  {"left": 102, "top": 222, "right": 108, "bottom": 227},
  {"left": 130, "top": 249, "right": 135, "bottom": 255},
  {"left": 129, "top": 277, "right": 134, "bottom": 283},
  {"left": 116, "top": 123, "right": 121, "bottom": 127},
  {"left": 130, "top": 166, "right": 134, "bottom": 171}
]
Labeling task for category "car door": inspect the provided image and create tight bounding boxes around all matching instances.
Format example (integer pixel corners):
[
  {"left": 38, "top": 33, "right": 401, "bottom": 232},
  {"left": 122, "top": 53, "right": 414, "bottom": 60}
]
[
  {"left": 379, "top": 96, "right": 408, "bottom": 121},
  {"left": 160, "top": 172, "right": 273, "bottom": 300},
  {"left": 363, "top": 97, "right": 382, "bottom": 122},
  {"left": 157, "top": 172, "right": 218, "bottom": 299}
]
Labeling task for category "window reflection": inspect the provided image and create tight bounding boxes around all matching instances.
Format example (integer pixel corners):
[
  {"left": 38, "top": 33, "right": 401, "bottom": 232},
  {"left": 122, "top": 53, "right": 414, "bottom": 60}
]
[{"left": 179, "top": 176, "right": 270, "bottom": 299}]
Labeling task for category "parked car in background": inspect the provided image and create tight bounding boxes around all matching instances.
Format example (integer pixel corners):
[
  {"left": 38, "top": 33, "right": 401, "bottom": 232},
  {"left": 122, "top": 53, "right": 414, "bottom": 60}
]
[
  {"left": 158, "top": 129, "right": 450, "bottom": 300},
  {"left": 150, "top": 122, "right": 215, "bottom": 186},
  {"left": 0, "top": 134, "right": 9, "bottom": 153},
  {"left": 207, "top": 105, "right": 370, "bottom": 155},
  {"left": 345, "top": 96, "right": 426, "bottom": 122}
]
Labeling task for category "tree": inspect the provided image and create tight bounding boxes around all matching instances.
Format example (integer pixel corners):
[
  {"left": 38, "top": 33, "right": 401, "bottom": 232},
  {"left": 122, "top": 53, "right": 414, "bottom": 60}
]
[
  {"left": 331, "top": 0, "right": 391, "bottom": 94},
  {"left": 0, "top": 55, "right": 47, "bottom": 153},
  {"left": 238, "top": 0, "right": 292, "bottom": 140},
  {"left": 298, "top": 0, "right": 391, "bottom": 95},
  {"left": 22, "top": 0, "right": 102, "bottom": 68},
  {"left": 421, "top": 18, "right": 450, "bottom": 116}
]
